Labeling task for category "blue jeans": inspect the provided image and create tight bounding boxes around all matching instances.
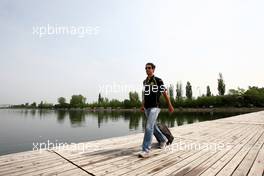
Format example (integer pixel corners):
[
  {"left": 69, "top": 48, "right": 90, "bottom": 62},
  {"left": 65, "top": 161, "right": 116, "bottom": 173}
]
[{"left": 142, "top": 107, "right": 168, "bottom": 152}]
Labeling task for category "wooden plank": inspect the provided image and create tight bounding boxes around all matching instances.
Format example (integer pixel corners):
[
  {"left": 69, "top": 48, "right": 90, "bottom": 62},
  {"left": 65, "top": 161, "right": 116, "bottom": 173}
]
[
  {"left": 160, "top": 125, "right": 256, "bottom": 176},
  {"left": 232, "top": 128, "right": 264, "bottom": 176},
  {"left": 147, "top": 124, "right": 256, "bottom": 176},
  {"left": 182, "top": 125, "right": 256, "bottom": 176},
  {"left": 56, "top": 168, "right": 90, "bottom": 176},
  {"left": 0, "top": 150, "right": 51, "bottom": 164},
  {"left": 91, "top": 122, "right": 240, "bottom": 175},
  {"left": 215, "top": 129, "right": 264, "bottom": 176},
  {"left": 94, "top": 123, "right": 248, "bottom": 175},
  {"left": 97, "top": 121, "right": 250, "bottom": 175},
  {"left": 54, "top": 120, "right": 226, "bottom": 172},
  {"left": 0, "top": 152, "right": 66, "bottom": 175},
  {"left": 185, "top": 126, "right": 261, "bottom": 175},
  {"left": 199, "top": 126, "right": 263, "bottom": 176},
  {"left": 247, "top": 135, "right": 264, "bottom": 176}
]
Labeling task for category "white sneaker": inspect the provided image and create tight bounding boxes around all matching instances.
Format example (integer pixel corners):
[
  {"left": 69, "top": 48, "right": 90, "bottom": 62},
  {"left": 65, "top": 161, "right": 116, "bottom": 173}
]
[{"left": 138, "top": 151, "right": 150, "bottom": 158}]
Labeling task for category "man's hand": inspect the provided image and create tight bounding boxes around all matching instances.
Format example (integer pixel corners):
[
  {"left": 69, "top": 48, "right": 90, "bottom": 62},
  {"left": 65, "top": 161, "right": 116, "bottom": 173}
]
[
  {"left": 168, "top": 105, "right": 174, "bottom": 113},
  {"left": 140, "top": 106, "right": 145, "bottom": 112}
]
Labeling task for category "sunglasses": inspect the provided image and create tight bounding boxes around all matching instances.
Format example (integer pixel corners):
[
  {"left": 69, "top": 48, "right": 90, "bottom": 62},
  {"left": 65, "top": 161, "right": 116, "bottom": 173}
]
[{"left": 145, "top": 67, "right": 152, "bottom": 70}]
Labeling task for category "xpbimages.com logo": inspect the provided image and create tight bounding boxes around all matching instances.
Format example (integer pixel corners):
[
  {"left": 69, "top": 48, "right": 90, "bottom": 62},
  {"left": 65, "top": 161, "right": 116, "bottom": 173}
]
[
  {"left": 32, "top": 24, "right": 100, "bottom": 38},
  {"left": 32, "top": 140, "right": 100, "bottom": 153},
  {"left": 144, "top": 84, "right": 166, "bottom": 95},
  {"left": 98, "top": 83, "right": 167, "bottom": 96}
]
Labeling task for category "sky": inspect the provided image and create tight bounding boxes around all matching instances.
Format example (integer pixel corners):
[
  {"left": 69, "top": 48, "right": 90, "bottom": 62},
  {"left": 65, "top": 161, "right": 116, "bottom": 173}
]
[{"left": 0, "top": 0, "right": 263, "bottom": 105}]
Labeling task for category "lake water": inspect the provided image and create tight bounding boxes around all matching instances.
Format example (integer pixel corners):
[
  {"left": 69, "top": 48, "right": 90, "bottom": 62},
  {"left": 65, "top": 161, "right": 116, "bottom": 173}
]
[{"left": 0, "top": 109, "right": 245, "bottom": 155}]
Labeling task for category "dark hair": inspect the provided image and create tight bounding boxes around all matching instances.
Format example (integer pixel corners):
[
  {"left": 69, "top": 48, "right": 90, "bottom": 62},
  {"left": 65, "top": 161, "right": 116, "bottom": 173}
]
[{"left": 146, "top": 62, "right": 156, "bottom": 69}]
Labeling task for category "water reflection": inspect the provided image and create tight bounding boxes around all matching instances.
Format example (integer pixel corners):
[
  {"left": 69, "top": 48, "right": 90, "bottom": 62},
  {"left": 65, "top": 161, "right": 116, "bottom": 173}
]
[
  {"left": 6, "top": 109, "right": 244, "bottom": 130},
  {"left": 68, "top": 111, "right": 86, "bottom": 127},
  {"left": 53, "top": 110, "right": 243, "bottom": 129},
  {"left": 7, "top": 109, "right": 242, "bottom": 129}
]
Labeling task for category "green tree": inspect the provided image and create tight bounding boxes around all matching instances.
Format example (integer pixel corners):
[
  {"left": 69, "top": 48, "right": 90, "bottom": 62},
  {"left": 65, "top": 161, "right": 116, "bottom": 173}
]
[
  {"left": 176, "top": 82, "right": 183, "bottom": 101},
  {"left": 129, "top": 91, "right": 139, "bottom": 102},
  {"left": 228, "top": 87, "right": 245, "bottom": 95},
  {"left": 70, "top": 95, "right": 86, "bottom": 108},
  {"left": 42, "top": 102, "right": 53, "bottom": 108},
  {"left": 168, "top": 84, "right": 175, "bottom": 104},
  {"left": 37, "top": 101, "right": 53, "bottom": 109},
  {"left": 186, "top": 81, "right": 192, "bottom": 100},
  {"left": 169, "top": 84, "right": 174, "bottom": 98},
  {"left": 159, "top": 95, "right": 167, "bottom": 108},
  {"left": 30, "top": 102, "right": 37, "bottom": 108},
  {"left": 243, "top": 86, "right": 264, "bottom": 107},
  {"left": 58, "top": 97, "right": 66, "bottom": 105},
  {"left": 206, "top": 85, "right": 211, "bottom": 97},
  {"left": 218, "top": 73, "right": 226, "bottom": 95},
  {"left": 98, "top": 93, "right": 103, "bottom": 104},
  {"left": 129, "top": 91, "right": 140, "bottom": 107},
  {"left": 38, "top": 101, "right": 43, "bottom": 108},
  {"left": 109, "top": 99, "right": 123, "bottom": 108}
]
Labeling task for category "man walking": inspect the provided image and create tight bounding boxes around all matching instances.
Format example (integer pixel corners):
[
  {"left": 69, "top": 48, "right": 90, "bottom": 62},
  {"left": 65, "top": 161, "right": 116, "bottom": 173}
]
[{"left": 139, "top": 62, "right": 174, "bottom": 158}]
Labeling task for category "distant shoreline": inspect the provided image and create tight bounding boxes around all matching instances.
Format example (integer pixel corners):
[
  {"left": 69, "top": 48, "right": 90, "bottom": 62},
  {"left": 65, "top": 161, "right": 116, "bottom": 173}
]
[{"left": 2, "top": 107, "right": 264, "bottom": 113}]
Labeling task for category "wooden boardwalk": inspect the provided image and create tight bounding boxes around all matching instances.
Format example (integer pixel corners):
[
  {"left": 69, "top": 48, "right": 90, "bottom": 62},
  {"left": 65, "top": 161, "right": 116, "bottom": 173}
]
[{"left": 0, "top": 111, "right": 263, "bottom": 176}]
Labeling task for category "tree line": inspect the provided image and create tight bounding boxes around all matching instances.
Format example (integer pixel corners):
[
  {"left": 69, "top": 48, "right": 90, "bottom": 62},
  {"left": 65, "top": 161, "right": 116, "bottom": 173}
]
[{"left": 10, "top": 73, "right": 264, "bottom": 109}]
